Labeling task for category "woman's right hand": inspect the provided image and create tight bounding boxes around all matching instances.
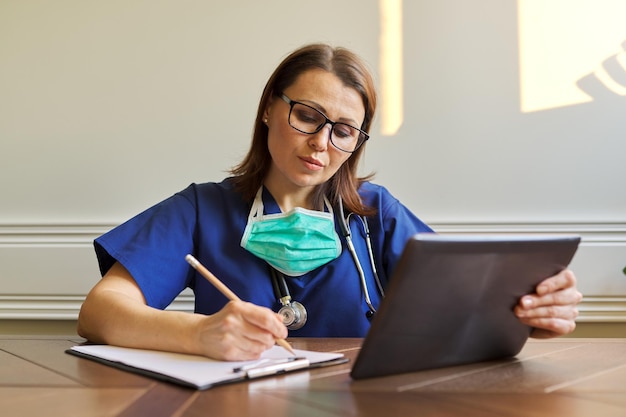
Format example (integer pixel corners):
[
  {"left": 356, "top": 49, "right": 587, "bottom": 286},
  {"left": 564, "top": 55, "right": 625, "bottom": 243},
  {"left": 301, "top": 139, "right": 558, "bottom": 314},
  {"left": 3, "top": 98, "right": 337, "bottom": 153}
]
[
  {"left": 78, "top": 262, "right": 288, "bottom": 361},
  {"left": 193, "top": 300, "right": 288, "bottom": 361}
]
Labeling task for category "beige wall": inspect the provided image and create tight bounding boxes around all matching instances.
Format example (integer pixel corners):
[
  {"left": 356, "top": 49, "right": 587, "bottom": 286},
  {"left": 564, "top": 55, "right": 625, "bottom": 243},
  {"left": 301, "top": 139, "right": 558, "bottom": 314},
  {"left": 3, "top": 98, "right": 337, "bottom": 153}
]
[{"left": 1, "top": 1, "right": 625, "bottom": 330}]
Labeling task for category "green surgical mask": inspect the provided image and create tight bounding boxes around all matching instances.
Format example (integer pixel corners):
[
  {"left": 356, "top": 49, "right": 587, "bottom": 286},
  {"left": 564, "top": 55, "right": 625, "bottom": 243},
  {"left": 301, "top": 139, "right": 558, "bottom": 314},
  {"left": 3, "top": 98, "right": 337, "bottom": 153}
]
[{"left": 240, "top": 188, "right": 342, "bottom": 276}]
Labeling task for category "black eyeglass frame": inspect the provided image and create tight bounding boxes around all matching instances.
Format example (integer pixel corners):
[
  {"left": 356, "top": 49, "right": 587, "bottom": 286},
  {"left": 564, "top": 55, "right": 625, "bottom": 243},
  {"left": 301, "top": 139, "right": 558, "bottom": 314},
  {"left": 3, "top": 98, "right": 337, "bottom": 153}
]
[{"left": 279, "top": 94, "right": 369, "bottom": 153}]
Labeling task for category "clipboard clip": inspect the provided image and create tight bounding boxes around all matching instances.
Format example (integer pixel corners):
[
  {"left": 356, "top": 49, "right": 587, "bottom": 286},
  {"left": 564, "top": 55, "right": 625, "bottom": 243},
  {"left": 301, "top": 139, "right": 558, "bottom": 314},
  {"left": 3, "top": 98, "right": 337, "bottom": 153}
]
[{"left": 233, "top": 357, "right": 310, "bottom": 378}]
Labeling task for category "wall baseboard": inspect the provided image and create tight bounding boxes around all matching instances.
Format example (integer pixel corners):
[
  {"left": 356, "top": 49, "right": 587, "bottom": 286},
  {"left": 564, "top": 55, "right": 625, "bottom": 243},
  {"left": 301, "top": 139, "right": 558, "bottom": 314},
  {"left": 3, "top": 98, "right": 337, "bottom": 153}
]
[
  {"left": 0, "top": 294, "right": 195, "bottom": 320},
  {"left": 2, "top": 320, "right": 626, "bottom": 338},
  {"left": 1, "top": 221, "right": 625, "bottom": 320},
  {"left": 0, "top": 294, "right": 622, "bottom": 323}
]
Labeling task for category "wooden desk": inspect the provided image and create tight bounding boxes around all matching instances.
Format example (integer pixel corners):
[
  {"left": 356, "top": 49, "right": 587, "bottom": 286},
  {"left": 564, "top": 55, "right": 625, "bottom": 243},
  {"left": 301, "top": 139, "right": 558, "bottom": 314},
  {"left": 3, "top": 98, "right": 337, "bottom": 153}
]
[{"left": 2, "top": 336, "right": 626, "bottom": 416}]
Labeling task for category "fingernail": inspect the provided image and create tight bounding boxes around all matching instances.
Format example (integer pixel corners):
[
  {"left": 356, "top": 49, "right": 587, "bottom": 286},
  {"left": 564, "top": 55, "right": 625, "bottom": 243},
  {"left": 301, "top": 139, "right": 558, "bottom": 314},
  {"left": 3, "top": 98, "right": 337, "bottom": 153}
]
[{"left": 522, "top": 297, "right": 533, "bottom": 308}]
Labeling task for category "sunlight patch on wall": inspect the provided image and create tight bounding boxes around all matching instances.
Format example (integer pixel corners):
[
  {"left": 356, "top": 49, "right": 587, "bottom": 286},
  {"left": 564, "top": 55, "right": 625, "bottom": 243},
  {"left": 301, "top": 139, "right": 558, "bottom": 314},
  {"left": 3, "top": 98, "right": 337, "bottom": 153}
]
[
  {"left": 518, "top": 0, "right": 626, "bottom": 113},
  {"left": 379, "top": 0, "right": 403, "bottom": 135}
]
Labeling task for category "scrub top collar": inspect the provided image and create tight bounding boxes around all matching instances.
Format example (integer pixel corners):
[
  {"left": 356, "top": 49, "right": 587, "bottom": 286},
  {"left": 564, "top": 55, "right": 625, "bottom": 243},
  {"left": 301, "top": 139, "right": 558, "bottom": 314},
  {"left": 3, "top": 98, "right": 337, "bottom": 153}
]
[{"left": 260, "top": 186, "right": 281, "bottom": 215}]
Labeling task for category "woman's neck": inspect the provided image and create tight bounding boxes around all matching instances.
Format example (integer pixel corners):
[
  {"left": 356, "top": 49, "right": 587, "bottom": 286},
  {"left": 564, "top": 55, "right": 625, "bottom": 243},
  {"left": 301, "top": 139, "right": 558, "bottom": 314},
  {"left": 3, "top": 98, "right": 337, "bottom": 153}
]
[{"left": 263, "top": 182, "right": 315, "bottom": 212}]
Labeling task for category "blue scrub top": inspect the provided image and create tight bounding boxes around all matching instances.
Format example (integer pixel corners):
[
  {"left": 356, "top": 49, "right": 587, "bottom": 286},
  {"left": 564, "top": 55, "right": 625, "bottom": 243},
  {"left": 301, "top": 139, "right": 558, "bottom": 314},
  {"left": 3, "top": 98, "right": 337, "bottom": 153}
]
[{"left": 94, "top": 179, "right": 433, "bottom": 337}]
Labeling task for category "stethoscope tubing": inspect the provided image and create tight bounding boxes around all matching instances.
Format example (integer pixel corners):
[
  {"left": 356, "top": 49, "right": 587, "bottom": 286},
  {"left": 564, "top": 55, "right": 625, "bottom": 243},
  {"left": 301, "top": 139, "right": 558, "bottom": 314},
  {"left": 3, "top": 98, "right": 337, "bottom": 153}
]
[{"left": 337, "top": 197, "right": 384, "bottom": 314}]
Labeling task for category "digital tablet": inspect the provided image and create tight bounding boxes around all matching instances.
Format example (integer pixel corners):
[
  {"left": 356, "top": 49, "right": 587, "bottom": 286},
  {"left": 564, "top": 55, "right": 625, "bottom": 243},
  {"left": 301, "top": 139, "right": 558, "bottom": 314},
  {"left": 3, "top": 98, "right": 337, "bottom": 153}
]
[{"left": 350, "top": 233, "right": 580, "bottom": 379}]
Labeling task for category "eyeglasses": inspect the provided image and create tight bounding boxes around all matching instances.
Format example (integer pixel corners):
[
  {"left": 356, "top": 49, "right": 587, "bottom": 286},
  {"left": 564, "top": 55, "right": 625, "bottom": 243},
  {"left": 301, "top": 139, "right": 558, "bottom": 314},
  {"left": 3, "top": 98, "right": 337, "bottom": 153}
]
[{"left": 280, "top": 94, "right": 369, "bottom": 153}]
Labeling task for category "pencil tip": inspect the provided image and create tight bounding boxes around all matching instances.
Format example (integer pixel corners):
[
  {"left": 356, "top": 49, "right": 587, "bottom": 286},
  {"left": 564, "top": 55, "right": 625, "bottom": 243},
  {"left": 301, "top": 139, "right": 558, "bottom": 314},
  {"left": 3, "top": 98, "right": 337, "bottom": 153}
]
[{"left": 277, "top": 339, "right": 296, "bottom": 356}]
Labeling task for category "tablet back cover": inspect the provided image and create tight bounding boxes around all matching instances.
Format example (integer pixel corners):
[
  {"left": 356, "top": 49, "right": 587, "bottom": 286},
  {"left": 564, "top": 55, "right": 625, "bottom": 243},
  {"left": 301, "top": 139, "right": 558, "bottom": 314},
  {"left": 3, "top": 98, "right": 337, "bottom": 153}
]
[{"left": 350, "top": 234, "right": 580, "bottom": 379}]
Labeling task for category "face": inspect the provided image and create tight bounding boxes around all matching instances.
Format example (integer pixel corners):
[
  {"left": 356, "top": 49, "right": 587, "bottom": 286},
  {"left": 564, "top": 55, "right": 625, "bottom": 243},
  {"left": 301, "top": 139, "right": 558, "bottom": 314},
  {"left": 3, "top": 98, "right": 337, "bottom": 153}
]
[{"left": 263, "top": 69, "right": 365, "bottom": 202}]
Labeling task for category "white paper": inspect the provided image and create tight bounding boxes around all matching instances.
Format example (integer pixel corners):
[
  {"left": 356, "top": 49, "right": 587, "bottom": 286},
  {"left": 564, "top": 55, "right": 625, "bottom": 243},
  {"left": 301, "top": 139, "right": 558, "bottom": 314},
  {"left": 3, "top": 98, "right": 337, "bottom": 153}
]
[{"left": 69, "top": 344, "right": 344, "bottom": 389}]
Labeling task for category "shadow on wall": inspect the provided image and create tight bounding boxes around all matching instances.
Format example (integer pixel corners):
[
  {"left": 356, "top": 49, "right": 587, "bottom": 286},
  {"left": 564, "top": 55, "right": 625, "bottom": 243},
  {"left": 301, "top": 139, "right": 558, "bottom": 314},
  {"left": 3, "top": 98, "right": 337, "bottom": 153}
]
[{"left": 577, "top": 40, "right": 626, "bottom": 101}]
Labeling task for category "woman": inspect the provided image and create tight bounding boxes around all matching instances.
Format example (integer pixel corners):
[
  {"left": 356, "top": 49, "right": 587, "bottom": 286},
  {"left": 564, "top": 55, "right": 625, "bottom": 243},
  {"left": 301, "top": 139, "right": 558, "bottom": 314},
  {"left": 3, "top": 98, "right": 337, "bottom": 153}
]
[{"left": 77, "top": 43, "right": 582, "bottom": 361}]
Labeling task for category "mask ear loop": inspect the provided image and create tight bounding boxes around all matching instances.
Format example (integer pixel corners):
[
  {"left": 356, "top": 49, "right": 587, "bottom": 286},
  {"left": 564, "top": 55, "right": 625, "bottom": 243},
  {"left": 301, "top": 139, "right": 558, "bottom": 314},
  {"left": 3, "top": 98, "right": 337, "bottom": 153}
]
[{"left": 338, "top": 197, "right": 377, "bottom": 319}]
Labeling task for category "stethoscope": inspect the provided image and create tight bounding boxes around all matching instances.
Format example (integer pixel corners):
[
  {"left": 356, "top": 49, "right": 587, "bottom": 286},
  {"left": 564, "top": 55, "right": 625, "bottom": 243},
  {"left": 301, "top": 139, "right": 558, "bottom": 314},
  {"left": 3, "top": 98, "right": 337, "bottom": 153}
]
[{"left": 271, "top": 197, "right": 385, "bottom": 330}]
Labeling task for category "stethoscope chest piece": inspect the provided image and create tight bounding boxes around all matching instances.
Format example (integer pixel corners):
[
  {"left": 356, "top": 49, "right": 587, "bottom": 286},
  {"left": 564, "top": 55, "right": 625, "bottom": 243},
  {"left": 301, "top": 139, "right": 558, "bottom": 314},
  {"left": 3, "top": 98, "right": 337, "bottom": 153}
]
[
  {"left": 271, "top": 267, "right": 308, "bottom": 330},
  {"left": 278, "top": 300, "right": 308, "bottom": 330}
]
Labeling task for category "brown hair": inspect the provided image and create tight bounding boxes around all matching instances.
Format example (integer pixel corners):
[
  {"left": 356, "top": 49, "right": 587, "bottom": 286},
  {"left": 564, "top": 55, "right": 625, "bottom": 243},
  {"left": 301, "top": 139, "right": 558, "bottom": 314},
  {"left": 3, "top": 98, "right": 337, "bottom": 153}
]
[{"left": 230, "top": 43, "right": 377, "bottom": 216}]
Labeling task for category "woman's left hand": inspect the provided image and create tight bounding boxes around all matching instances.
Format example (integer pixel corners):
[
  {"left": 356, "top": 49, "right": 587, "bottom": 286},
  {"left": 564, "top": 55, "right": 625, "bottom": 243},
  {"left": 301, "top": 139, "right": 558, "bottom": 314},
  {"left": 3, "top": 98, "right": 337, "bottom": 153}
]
[{"left": 514, "top": 269, "right": 583, "bottom": 338}]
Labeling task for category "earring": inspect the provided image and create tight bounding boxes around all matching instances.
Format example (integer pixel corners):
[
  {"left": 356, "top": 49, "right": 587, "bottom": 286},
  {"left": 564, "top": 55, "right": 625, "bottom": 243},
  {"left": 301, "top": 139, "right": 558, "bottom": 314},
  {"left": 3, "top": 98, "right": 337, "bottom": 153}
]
[{"left": 263, "top": 118, "right": 269, "bottom": 124}]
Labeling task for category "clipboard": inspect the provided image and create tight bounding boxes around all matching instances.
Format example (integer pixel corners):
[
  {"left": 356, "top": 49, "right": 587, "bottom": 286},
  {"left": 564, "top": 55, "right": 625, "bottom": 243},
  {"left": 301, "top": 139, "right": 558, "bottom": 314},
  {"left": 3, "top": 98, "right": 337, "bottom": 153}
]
[{"left": 67, "top": 344, "right": 347, "bottom": 390}]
